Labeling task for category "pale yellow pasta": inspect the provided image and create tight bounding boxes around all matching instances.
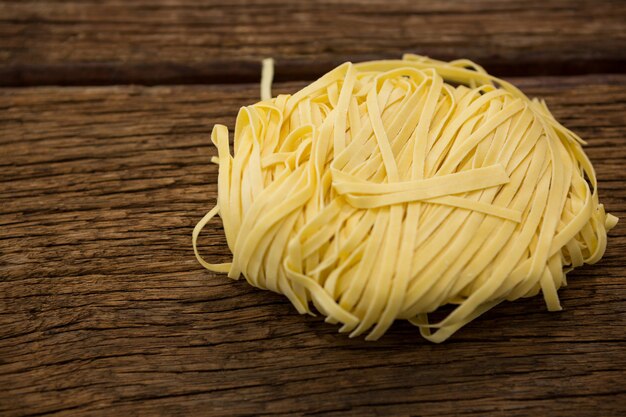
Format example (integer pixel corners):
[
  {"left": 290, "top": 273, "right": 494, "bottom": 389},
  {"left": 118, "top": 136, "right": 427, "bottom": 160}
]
[{"left": 193, "top": 55, "right": 618, "bottom": 342}]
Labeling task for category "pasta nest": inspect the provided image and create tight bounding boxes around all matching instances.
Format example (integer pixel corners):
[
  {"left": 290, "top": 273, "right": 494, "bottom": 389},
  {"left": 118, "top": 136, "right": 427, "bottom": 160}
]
[{"left": 194, "top": 55, "right": 617, "bottom": 342}]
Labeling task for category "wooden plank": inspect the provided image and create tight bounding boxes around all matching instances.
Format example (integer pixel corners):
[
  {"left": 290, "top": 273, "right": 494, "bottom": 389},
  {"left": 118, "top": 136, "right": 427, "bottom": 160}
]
[
  {"left": 1, "top": 0, "right": 626, "bottom": 86},
  {"left": 0, "top": 76, "right": 625, "bottom": 416}
]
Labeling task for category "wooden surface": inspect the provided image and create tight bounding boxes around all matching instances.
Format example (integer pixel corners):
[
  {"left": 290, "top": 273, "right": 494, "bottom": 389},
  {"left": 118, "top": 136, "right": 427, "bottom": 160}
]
[
  {"left": 1, "top": 77, "right": 625, "bottom": 417},
  {"left": 1, "top": 0, "right": 626, "bottom": 85},
  {"left": 1, "top": 1, "right": 626, "bottom": 416}
]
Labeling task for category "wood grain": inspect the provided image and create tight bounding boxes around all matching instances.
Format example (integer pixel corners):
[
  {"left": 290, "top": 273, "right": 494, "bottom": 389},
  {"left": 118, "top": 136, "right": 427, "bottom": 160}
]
[
  {"left": 1, "top": 0, "right": 626, "bottom": 86},
  {"left": 1, "top": 76, "right": 625, "bottom": 416}
]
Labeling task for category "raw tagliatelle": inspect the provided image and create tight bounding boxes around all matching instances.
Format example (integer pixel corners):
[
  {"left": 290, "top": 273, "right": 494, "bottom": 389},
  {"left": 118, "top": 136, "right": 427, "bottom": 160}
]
[{"left": 193, "top": 55, "right": 618, "bottom": 342}]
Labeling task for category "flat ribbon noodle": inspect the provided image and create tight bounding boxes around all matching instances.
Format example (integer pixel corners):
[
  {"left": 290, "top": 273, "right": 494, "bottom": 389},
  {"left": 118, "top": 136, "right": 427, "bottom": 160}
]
[{"left": 193, "top": 55, "right": 617, "bottom": 342}]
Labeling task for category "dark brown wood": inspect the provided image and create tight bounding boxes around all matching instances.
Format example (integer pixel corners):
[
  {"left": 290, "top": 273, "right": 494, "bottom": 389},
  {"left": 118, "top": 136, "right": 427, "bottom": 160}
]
[
  {"left": 1, "top": 0, "right": 626, "bottom": 86},
  {"left": 0, "top": 76, "right": 625, "bottom": 416}
]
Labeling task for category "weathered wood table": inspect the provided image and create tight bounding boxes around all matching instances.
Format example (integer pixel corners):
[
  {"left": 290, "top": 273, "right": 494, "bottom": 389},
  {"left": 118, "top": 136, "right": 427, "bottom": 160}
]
[{"left": 1, "top": 1, "right": 625, "bottom": 416}]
